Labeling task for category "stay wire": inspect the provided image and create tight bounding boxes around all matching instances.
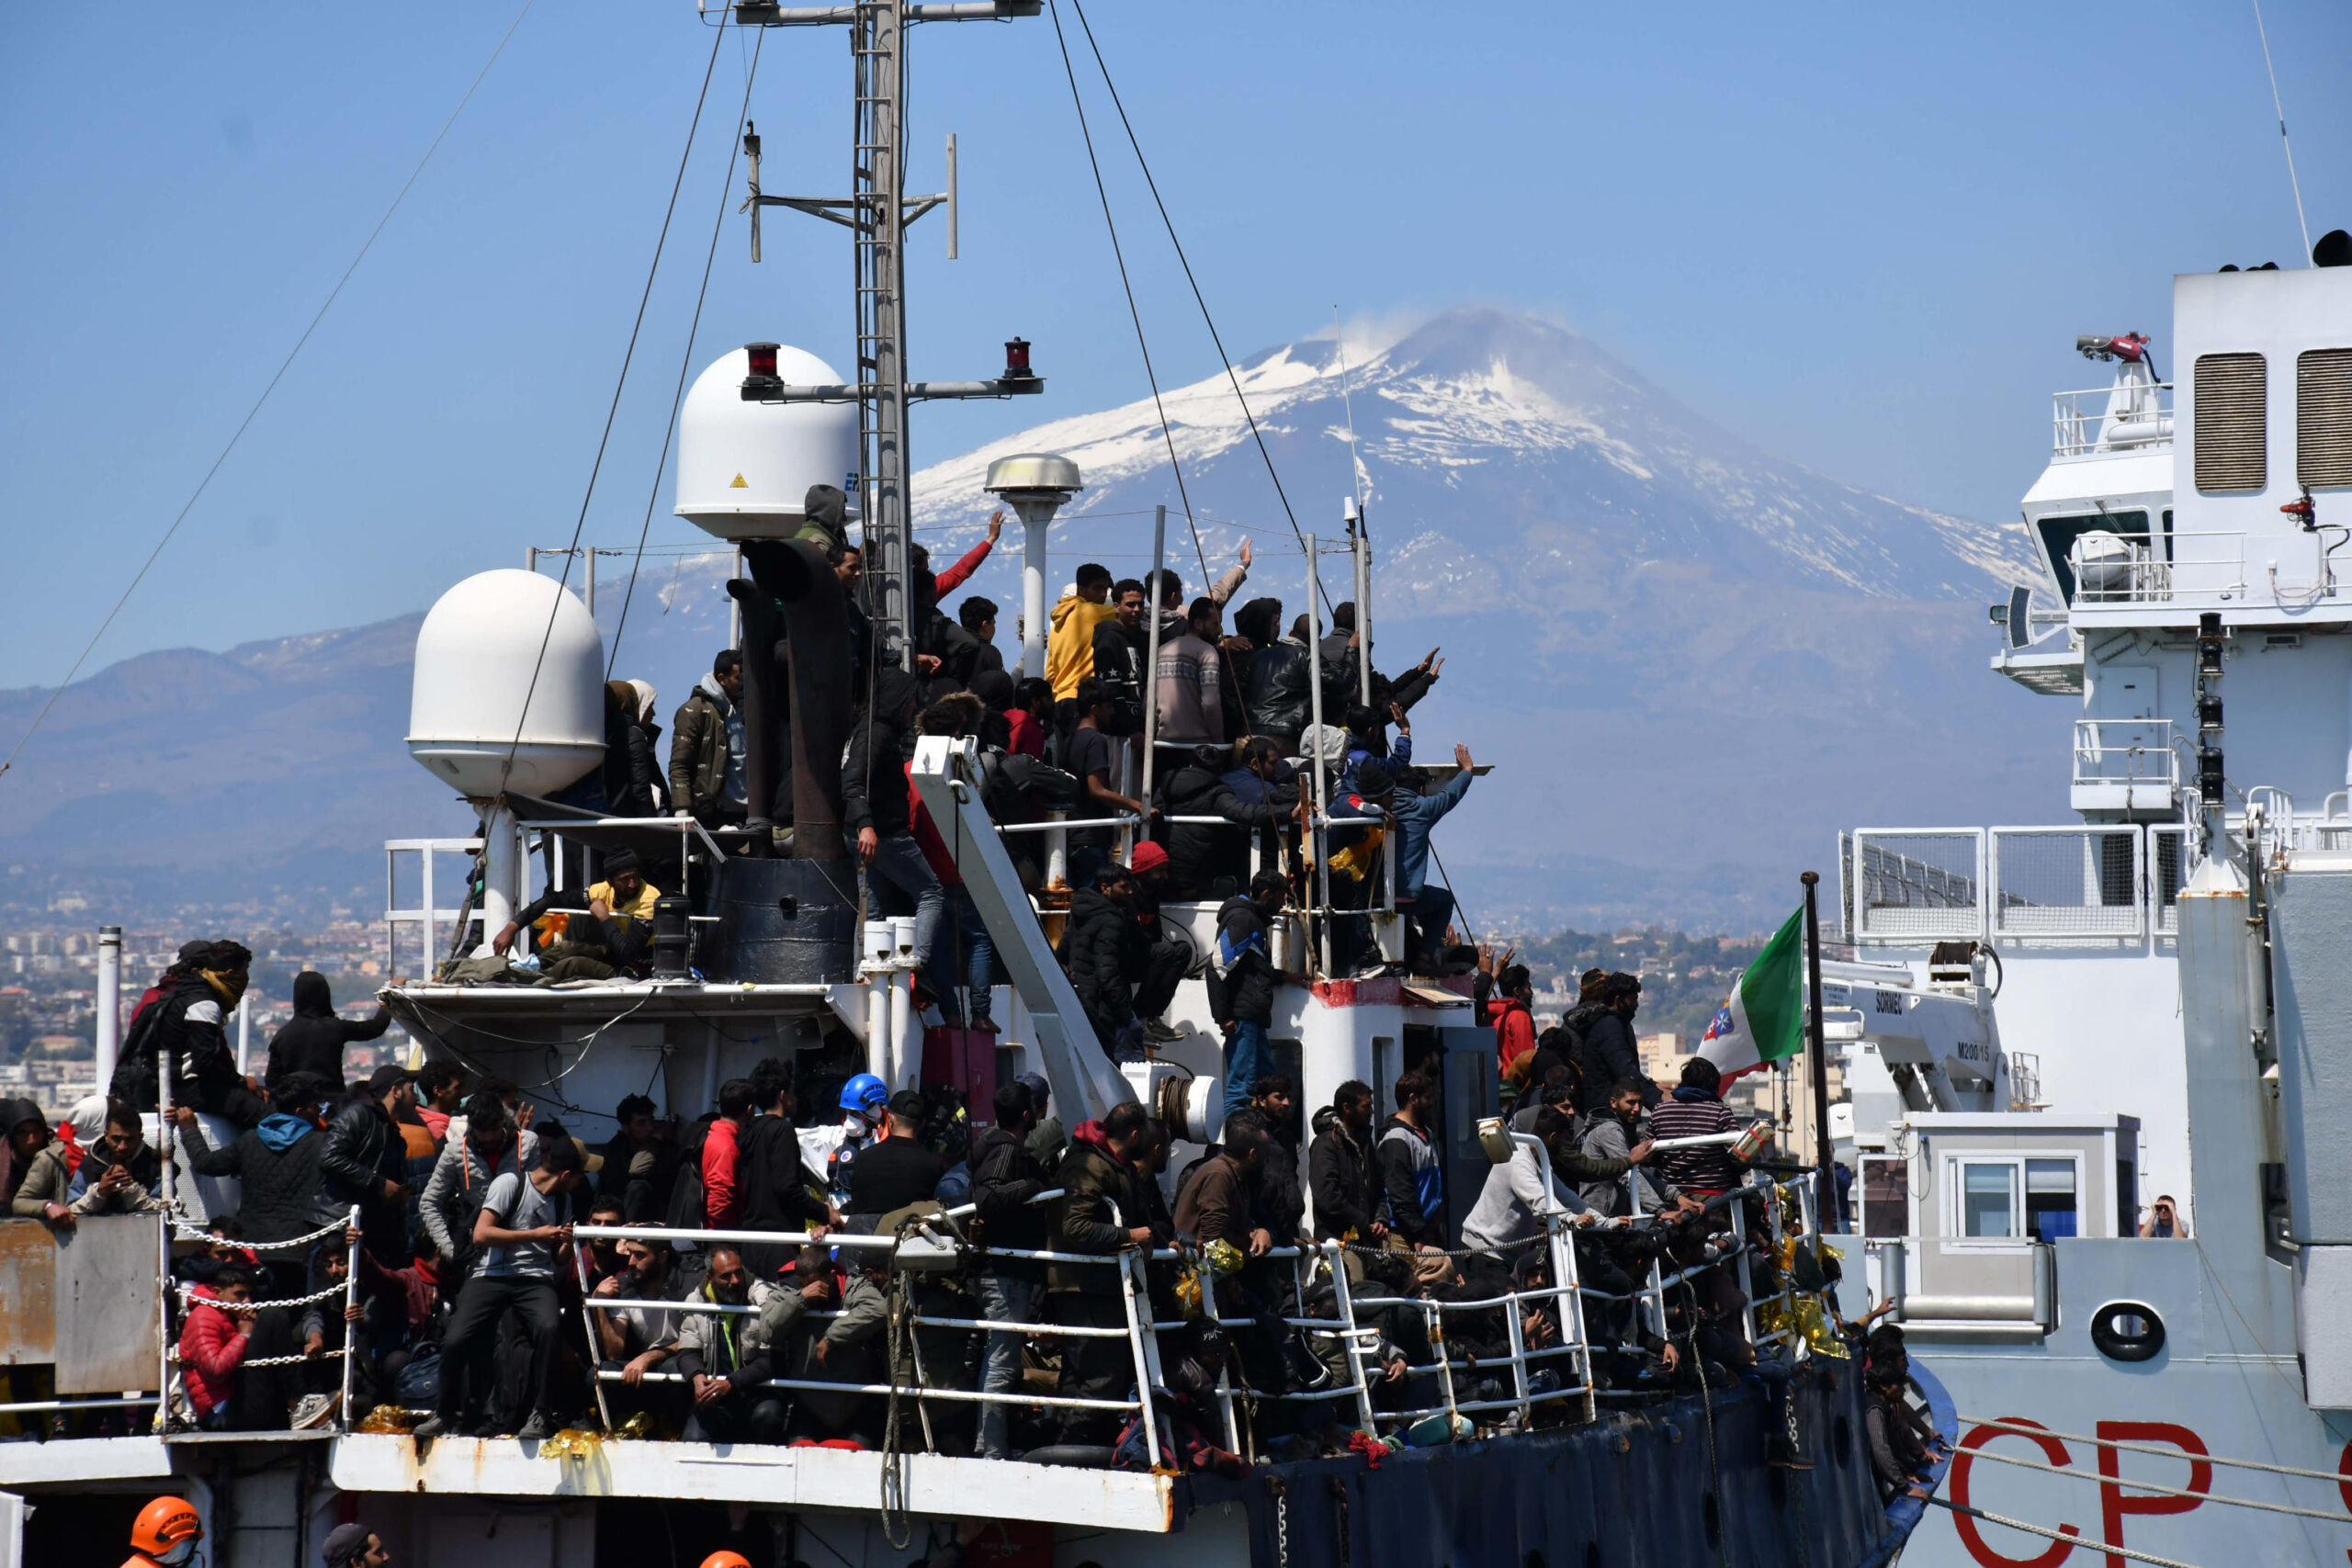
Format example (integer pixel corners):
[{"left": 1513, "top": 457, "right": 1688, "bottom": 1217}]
[
  {"left": 607, "top": 25, "right": 766, "bottom": 676},
  {"left": 1045, "top": 0, "right": 1210, "bottom": 589},
  {"left": 2249, "top": 0, "right": 2312, "bottom": 262},
  {"left": 0, "top": 0, "right": 537, "bottom": 784},
  {"left": 1067, "top": 0, "right": 1327, "bottom": 610},
  {"left": 502, "top": 16, "right": 730, "bottom": 786}
]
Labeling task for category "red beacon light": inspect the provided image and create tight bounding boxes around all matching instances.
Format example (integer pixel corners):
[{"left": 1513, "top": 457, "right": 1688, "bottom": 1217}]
[
  {"left": 1002, "top": 337, "right": 1035, "bottom": 382},
  {"left": 741, "top": 342, "right": 783, "bottom": 400}
]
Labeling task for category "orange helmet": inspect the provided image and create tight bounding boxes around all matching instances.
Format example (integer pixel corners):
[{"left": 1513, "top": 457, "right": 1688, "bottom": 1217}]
[
  {"left": 131, "top": 1495, "right": 203, "bottom": 1563},
  {"left": 699, "top": 1555, "right": 753, "bottom": 1568}
]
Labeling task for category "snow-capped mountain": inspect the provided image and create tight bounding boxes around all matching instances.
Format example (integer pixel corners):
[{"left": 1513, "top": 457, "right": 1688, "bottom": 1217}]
[
  {"left": 910, "top": 307, "right": 2064, "bottom": 931},
  {"left": 0, "top": 308, "right": 2070, "bottom": 932}
]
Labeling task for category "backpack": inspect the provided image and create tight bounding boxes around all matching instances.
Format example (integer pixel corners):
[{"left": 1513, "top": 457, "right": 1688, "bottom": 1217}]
[{"left": 977, "top": 749, "right": 1086, "bottom": 820}]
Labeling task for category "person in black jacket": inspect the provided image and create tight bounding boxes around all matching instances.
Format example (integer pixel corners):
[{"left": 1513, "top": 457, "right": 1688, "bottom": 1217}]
[
  {"left": 1062, "top": 864, "right": 1147, "bottom": 1057},
  {"left": 602, "top": 679, "right": 663, "bottom": 818},
  {"left": 1309, "top": 1079, "right": 1386, "bottom": 1246},
  {"left": 845, "top": 666, "right": 944, "bottom": 1001},
  {"left": 1208, "top": 871, "right": 1288, "bottom": 1121},
  {"left": 1576, "top": 973, "right": 1658, "bottom": 1114},
  {"left": 968, "top": 1080, "right": 1049, "bottom": 1459},
  {"left": 1247, "top": 1075, "right": 1307, "bottom": 1250},
  {"left": 321, "top": 1066, "right": 417, "bottom": 1265},
  {"left": 734, "top": 1061, "right": 831, "bottom": 1278},
  {"left": 1232, "top": 598, "right": 1309, "bottom": 752},
  {"left": 176, "top": 1073, "right": 345, "bottom": 1283},
  {"left": 113, "top": 941, "right": 264, "bottom": 1127},
  {"left": 1088, "top": 580, "right": 1149, "bottom": 736},
  {"left": 1158, "top": 740, "right": 1293, "bottom": 899},
  {"left": 264, "top": 973, "right": 390, "bottom": 1097}
]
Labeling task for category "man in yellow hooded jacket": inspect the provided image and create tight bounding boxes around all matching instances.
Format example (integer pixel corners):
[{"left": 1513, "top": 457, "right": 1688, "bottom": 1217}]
[{"left": 1046, "top": 562, "right": 1117, "bottom": 700}]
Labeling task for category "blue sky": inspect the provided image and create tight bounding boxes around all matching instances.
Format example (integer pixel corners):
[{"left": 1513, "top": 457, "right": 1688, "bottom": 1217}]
[{"left": 2, "top": 1, "right": 2346, "bottom": 687}]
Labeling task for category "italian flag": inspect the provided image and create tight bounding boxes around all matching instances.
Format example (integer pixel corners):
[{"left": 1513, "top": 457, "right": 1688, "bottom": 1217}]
[{"left": 1699, "top": 907, "right": 1807, "bottom": 1081}]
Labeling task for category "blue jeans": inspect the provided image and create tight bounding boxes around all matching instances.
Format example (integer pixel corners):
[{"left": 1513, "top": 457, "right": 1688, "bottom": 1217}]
[
  {"left": 946, "top": 886, "right": 998, "bottom": 1025},
  {"left": 1223, "top": 1020, "right": 1272, "bottom": 1122},
  {"left": 973, "top": 1272, "right": 1041, "bottom": 1459},
  {"left": 864, "top": 830, "right": 945, "bottom": 971}
]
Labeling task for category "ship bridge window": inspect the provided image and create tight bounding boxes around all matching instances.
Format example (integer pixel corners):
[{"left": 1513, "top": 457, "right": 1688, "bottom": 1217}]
[
  {"left": 2037, "top": 511, "right": 2150, "bottom": 604},
  {"left": 2299, "top": 348, "right": 2352, "bottom": 488},
  {"left": 2193, "top": 352, "right": 2267, "bottom": 492},
  {"left": 2026, "top": 1158, "right": 2079, "bottom": 1240},
  {"left": 1954, "top": 1155, "right": 2081, "bottom": 1240},
  {"left": 1959, "top": 1161, "right": 2018, "bottom": 1238}
]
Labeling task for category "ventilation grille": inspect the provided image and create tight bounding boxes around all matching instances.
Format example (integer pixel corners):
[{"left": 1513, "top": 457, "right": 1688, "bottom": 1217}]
[
  {"left": 2194, "top": 352, "right": 2267, "bottom": 492},
  {"left": 2300, "top": 348, "right": 2352, "bottom": 488}
]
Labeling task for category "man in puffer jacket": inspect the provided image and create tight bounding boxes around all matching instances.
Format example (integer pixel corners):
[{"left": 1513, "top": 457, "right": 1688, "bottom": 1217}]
[
  {"left": 670, "top": 650, "right": 749, "bottom": 828},
  {"left": 1061, "top": 864, "right": 1148, "bottom": 1057},
  {"left": 180, "top": 1265, "right": 259, "bottom": 1429},
  {"left": 1158, "top": 741, "right": 1291, "bottom": 900},
  {"left": 321, "top": 1066, "right": 418, "bottom": 1266},
  {"left": 1232, "top": 598, "right": 1310, "bottom": 753}
]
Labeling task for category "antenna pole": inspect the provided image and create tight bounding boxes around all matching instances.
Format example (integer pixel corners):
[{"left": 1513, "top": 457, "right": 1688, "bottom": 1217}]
[{"left": 2251, "top": 0, "right": 2313, "bottom": 262}]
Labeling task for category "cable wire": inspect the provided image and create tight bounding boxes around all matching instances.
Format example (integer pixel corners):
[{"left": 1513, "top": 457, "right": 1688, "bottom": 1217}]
[
  {"left": 1926, "top": 1497, "right": 2199, "bottom": 1568},
  {"left": 1044, "top": 0, "right": 1209, "bottom": 588},
  {"left": 501, "top": 15, "right": 730, "bottom": 787},
  {"left": 607, "top": 25, "right": 766, "bottom": 675},
  {"left": 1953, "top": 1438, "right": 2350, "bottom": 1525},
  {"left": 0, "top": 0, "right": 537, "bottom": 784},
  {"left": 1066, "top": 0, "right": 1326, "bottom": 608}
]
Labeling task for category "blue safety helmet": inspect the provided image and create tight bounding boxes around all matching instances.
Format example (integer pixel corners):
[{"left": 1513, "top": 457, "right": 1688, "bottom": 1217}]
[{"left": 839, "top": 1073, "right": 888, "bottom": 1114}]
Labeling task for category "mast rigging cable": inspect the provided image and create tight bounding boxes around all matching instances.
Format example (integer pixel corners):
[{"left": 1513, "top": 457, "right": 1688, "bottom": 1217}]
[
  {"left": 502, "top": 14, "right": 730, "bottom": 784},
  {"left": 1066, "top": 0, "right": 1328, "bottom": 608},
  {"left": 1044, "top": 0, "right": 1210, "bottom": 588},
  {"left": 2249, "top": 0, "right": 2312, "bottom": 262},
  {"left": 606, "top": 26, "right": 768, "bottom": 675},
  {"left": 0, "top": 0, "right": 537, "bottom": 784}
]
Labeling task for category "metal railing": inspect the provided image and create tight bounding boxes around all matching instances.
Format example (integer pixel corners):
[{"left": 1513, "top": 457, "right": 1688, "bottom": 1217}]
[
  {"left": 2052, "top": 381, "right": 2171, "bottom": 458},
  {"left": 1990, "top": 827, "right": 2144, "bottom": 939},
  {"left": 1850, "top": 830, "right": 1985, "bottom": 942},
  {"left": 2067, "top": 530, "right": 2263, "bottom": 606},
  {"left": 560, "top": 1170, "right": 1838, "bottom": 1461},
  {"left": 2072, "top": 719, "right": 2176, "bottom": 789}
]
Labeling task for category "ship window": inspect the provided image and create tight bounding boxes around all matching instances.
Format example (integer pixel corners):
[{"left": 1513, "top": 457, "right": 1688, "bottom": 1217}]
[
  {"left": 2299, "top": 348, "right": 2352, "bottom": 488},
  {"left": 2026, "top": 1158, "right": 2079, "bottom": 1240},
  {"left": 1960, "top": 1161, "right": 2019, "bottom": 1238},
  {"left": 2035, "top": 511, "right": 2149, "bottom": 604},
  {"left": 2193, "top": 352, "right": 2267, "bottom": 492},
  {"left": 1861, "top": 1156, "right": 1908, "bottom": 1238}
]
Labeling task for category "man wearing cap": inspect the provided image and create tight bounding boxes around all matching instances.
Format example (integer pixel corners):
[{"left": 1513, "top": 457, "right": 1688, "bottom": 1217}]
[
  {"left": 321, "top": 1521, "right": 390, "bottom": 1568},
  {"left": 1125, "top": 841, "right": 1192, "bottom": 1044},
  {"left": 321, "top": 1065, "right": 418, "bottom": 1265}
]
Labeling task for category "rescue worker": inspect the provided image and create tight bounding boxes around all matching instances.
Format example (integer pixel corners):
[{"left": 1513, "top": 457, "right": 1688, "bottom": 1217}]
[{"left": 121, "top": 1496, "right": 203, "bottom": 1568}]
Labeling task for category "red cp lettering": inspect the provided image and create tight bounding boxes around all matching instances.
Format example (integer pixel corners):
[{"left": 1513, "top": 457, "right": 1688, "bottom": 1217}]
[
  {"left": 2096, "top": 1421, "right": 2210, "bottom": 1568},
  {"left": 1953, "top": 1418, "right": 2081, "bottom": 1568}
]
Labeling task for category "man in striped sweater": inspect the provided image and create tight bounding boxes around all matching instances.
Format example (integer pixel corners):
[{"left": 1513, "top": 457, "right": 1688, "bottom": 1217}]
[{"left": 1645, "top": 1058, "right": 1747, "bottom": 1200}]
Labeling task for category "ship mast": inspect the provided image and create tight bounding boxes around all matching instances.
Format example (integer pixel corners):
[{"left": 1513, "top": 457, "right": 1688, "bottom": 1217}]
[{"left": 735, "top": 0, "right": 1045, "bottom": 671}]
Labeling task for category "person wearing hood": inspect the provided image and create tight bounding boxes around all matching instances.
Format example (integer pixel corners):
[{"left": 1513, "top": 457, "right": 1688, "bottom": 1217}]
[
  {"left": 1046, "top": 562, "right": 1117, "bottom": 701},
  {"left": 603, "top": 678, "right": 664, "bottom": 818},
  {"left": 265, "top": 972, "right": 391, "bottom": 1095},
  {"left": 845, "top": 665, "right": 944, "bottom": 1003},
  {"left": 1061, "top": 863, "right": 1148, "bottom": 1058},
  {"left": 1158, "top": 739, "right": 1295, "bottom": 900},
  {"left": 112, "top": 939, "right": 264, "bottom": 1127},
  {"left": 671, "top": 649, "right": 750, "bottom": 829},
  {"left": 1309, "top": 1079, "right": 1386, "bottom": 1247},
  {"left": 1207, "top": 871, "right": 1288, "bottom": 1122},
  {"left": 177, "top": 1073, "right": 346, "bottom": 1251},
  {"left": 3, "top": 1099, "right": 62, "bottom": 1223}
]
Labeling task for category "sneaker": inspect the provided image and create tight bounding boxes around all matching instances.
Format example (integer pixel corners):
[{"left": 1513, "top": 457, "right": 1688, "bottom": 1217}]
[
  {"left": 1142, "top": 1018, "right": 1182, "bottom": 1043},
  {"left": 515, "top": 1412, "right": 553, "bottom": 1442},
  {"left": 410, "top": 1414, "right": 451, "bottom": 1439},
  {"left": 289, "top": 1393, "right": 340, "bottom": 1430}
]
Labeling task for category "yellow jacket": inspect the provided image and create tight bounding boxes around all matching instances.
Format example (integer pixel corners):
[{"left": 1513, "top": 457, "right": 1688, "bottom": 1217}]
[{"left": 1046, "top": 594, "right": 1117, "bottom": 701}]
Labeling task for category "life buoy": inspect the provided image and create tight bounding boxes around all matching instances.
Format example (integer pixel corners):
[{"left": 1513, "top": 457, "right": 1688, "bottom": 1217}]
[{"left": 2089, "top": 1300, "right": 2165, "bottom": 1362}]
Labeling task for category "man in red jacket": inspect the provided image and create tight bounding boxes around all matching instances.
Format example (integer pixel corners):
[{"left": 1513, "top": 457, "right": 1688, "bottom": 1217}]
[
  {"left": 702, "top": 1077, "right": 757, "bottom": 1228},
  {"left": 1489, "top": 964, "right": 1537, "bottom": 1077},
  {"left": 179, "top": 1264, "right": 258, "bottom": 1429}
]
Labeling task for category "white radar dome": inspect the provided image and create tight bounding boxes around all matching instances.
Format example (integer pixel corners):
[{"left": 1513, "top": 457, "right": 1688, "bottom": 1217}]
[
  {"left": 674, "top": 344, "right": 860, "bottom": 541},
  {"left": 408, "top": 569, "right": 605, "bottom": 798}
]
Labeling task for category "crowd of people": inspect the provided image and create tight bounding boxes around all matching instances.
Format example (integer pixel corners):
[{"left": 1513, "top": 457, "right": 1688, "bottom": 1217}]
[{"left": 0, "top": 920, "right": 1909, "bottom": 1473}]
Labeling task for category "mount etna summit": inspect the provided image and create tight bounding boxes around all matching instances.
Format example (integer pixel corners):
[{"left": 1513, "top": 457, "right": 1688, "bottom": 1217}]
[{"left": 0, "top": 308, "right": 2067, "bottom": 931}]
